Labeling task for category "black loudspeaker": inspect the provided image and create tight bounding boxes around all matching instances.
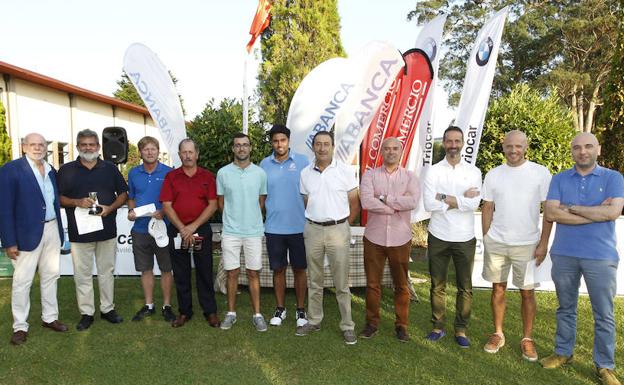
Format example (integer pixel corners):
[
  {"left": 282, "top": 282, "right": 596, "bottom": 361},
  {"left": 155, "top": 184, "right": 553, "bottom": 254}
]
[{"left": 102, "top": 127, "right": 128, "bottom": 164}]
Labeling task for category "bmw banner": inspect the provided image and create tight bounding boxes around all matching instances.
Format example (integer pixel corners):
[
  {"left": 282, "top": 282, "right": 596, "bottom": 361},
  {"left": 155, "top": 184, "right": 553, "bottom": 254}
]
[{"left": 455, "top": 7, "right": 509, "bottom": 165}]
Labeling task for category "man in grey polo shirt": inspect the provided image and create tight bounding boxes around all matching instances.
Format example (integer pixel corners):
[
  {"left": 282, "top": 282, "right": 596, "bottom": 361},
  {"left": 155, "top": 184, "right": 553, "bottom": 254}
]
[
  {"left": 296, "top": 131, "right": 360, "bottom": 345},
  {"left": 217, "top": 133, "right": 268, "bottom": 332}
]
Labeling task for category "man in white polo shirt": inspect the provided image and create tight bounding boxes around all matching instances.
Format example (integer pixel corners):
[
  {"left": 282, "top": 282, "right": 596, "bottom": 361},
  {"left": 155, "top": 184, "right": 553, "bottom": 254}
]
[
  {"left": 423, "top": 126, "right": 482, "bottom": 348},
  {"left": 481, "top": 130, "right": 552, "bottom": 362},
  {"left": 296, "top": 131, "right": 360, "bottom": 345}
]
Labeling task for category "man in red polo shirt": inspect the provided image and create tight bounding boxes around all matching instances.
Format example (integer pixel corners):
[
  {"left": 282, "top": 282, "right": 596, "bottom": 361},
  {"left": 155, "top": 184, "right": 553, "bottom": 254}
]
[{"left": 160, "top": 139, "right": 220, "bottom": 328}]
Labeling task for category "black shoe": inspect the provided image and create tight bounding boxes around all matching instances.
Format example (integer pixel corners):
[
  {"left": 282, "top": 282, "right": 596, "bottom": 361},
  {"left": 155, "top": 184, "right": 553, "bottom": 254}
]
[
  {"left": 101, "top": 309, "right": 123, "bottom": 324},
  {"left": 162, "top": 305, "right": 176, "bottom": 322},
  {"left": 76, "top": 315, "right": 94, "bottom": 331},
  {"left": 132, "top": 305, "right": 155, "bottom": 321}
]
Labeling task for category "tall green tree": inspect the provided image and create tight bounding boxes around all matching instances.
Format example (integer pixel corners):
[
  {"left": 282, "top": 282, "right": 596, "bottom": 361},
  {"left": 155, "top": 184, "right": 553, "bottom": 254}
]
[
  {"left": 257, "top": 0, "right": 345, "bottom": 124},
  {"left": 188, "top": 98, "right": 270, "bottom": 174},
  {"left": 409, "top": 0, "right": 620, "bottom": 132},
  {"left": 0, "top": 101, "right": 11, "bottom": 166},
  {"left": 598, "top": 0, "right": 624, "bottom": 173},
  {"left": 120, "top": 142, "right": 141, "bottom": 181},
  {"left": 113, "top": 71, "right": 186, "bottom": 116},
  {"left": 477, "top": 84, "right": 576, "bottom": 176}
]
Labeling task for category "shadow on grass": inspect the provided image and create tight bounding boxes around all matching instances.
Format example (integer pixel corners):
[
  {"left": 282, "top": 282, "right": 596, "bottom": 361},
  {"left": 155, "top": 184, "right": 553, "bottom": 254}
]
[{"left": 0, "top": 255, "right": 620, "bottom": 385}]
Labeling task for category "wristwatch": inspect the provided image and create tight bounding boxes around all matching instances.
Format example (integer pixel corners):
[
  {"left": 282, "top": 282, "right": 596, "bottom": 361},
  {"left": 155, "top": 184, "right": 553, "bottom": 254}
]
[{"left": 439, "top": 193, "right": 447, "bottom": 201}]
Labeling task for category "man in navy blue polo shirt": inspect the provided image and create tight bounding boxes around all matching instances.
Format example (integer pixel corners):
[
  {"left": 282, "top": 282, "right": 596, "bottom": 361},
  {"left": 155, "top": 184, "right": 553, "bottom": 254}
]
[
  {"left": 127, "top": 136, "right": 175, "bottom": 322},
  {"left": 260, "top": 124, "right": 310, "bottom": 329},
  {"left": 541, "top": 133, "right": 624, "bottom": 385},
  {"left": 57, "top": 129, "right": 128, "bottom": 331}
]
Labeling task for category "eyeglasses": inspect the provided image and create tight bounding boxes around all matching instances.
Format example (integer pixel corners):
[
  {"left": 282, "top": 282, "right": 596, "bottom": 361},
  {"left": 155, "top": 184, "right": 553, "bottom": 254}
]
[{"left": 233, "top": 143, "right": 251, "bottom": 149}]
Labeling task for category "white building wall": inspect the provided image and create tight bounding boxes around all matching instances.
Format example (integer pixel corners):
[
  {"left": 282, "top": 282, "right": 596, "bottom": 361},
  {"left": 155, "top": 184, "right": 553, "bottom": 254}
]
[{"left": 13, "top": 79, "right": 72, "bottom": 148}]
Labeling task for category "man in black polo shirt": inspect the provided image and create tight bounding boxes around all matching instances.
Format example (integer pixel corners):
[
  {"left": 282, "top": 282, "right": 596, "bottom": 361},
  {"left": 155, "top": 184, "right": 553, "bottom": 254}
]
[{"left": 57, "top": 129, "right": 128, "bottom": 331}]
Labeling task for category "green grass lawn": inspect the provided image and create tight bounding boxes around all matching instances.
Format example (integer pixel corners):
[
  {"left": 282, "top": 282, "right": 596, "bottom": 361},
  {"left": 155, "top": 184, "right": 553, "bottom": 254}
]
[{"left": 0, "top": 257, "right": 622, "bottom": 385}]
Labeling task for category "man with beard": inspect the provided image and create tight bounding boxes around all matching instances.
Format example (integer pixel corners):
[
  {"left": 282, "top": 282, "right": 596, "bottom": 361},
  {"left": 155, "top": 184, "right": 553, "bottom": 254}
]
[
  {"left": 260, "top": 124, "right": 309, "bottom": 329},
  {"left": 481, "top": 130, "right": 553, "bottom": 361},
  {"left": 359, "top": 137, "right": 420, "bottom": 343},
  {"left": 0, "top": 133, "right": 68, "bottom": 345},
  {"left": 541, "top": 133, "right": 624, "bottom": 385},
  {"left": 423, "top": 126, "right": 482, "bottom": 348},
  {"left": 127, "top": 136, "right": 175, "bottom": 323},
  {"left": 217, "top": 133, "right": 268, "bottom": 332},
  {"left": 57, "top": 129, "right": 128, "bottom": 330},
  {"left": 161, "top": 139, "right": 220, "bottom": 328}
]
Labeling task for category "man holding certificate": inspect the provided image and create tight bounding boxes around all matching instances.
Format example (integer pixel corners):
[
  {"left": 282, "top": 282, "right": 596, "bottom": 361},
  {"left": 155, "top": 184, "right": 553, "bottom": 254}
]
[{"left": 127, "top": 136, "right": 175, "bottom": 323}]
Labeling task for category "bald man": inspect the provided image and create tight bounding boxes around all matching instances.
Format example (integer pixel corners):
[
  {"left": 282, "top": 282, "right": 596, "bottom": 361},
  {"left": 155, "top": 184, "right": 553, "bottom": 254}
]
[
  {"left": 541, "top": 133, "right": 624, "bottom": 385},
  {"left": 480, "top": 130, "right": 553, "bottom": 361},
  {"left": 0, "top": 133, "right": 68, "bottom": 346},
  {"left": 359, "top": 137, "right": 420, "bottom": 342}
]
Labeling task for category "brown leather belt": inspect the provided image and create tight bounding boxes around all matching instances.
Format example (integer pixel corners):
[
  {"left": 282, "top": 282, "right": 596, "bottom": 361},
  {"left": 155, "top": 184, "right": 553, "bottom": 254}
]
[{"left": 307, "top": 217, "right": 348, "bottom": 227}]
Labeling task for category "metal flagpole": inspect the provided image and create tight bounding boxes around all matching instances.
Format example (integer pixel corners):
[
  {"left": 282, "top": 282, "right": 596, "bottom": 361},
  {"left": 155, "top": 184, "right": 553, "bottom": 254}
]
[{"left": 243, "top": 54, "right": 249, "bottom": 134}]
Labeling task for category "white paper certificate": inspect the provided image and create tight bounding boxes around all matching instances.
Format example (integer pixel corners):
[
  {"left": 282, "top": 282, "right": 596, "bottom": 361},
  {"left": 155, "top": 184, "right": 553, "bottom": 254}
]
[
  {"left": 523, "top": 254, "right": 553, "bottom": 287},
  {"left": 74, "top": 207, "right": 104, "bottom": 235},
  {"left": 134, "top": 203, "right": 156, "bottom": 218}
]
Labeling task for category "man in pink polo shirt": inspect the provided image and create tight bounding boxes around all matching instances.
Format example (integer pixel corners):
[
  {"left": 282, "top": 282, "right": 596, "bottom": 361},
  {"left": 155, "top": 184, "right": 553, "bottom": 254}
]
[{"left": 359, "top": 137, "right": 420, "bottom": 342}]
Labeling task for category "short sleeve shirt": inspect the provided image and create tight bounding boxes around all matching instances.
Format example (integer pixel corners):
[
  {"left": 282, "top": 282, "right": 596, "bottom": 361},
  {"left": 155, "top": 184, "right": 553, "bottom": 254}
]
[
  {"left": 159, "top": 167, "right": 217, "bottom": 225},
  {"left": 300, "top": 159, "right": 358, "bottom": 222},
  {"left": 217, "top": 163, "right": 267, "bottom": 237},
  {"left": 128, "top": 162, "right": 172, "bottom": 233},
  {"left": 547, "top": 165, "right": 624, "bottom": 260},
  {"left": 57, "top": 157, "right": 128, "bottom": 242},
  {"left": 482, "top": 161, "right": 551, "bottom": 245},
  {"left": 260, "top": 151, "right": 309, "bottom": 234}
]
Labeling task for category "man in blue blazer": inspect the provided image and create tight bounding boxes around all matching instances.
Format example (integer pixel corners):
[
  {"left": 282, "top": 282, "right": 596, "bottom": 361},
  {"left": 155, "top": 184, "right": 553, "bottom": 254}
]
[{"left": 0, "top": 133, "right": 68, "bottom": 345}]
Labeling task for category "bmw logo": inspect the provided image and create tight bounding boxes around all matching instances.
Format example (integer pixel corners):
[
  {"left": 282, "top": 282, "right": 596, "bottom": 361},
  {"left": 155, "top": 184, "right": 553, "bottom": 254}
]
[
  {"left": 423, "top": 37, "right": 437, "bottom": 62},
  {"left": 475, "top": 37, "right": 494, "bottom": 66}
]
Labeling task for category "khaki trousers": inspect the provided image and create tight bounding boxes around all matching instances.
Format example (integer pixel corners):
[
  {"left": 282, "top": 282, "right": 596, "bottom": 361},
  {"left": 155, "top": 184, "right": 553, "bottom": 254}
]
[
  {"left": 70, "top": 238, "right": 117, "bottom": 315},
  {"left": 304, "top": 221, "right": 354, "bottom": 331},
  {"left": 11, "top": 220, "right": 61, "bottom": 332}
]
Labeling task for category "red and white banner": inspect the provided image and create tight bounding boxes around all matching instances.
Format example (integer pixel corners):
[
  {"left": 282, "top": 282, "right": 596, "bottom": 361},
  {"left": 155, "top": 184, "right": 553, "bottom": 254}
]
[
  {"left": 381, "top": 49, "right": 433, "bottom": 167},
  {"left": 334, "top": 41, "right": 404, "bottom": 164},
  {"left": 358, "top": 49, "right": 433, "bottom": 225},
  {"left": 407, "top": 14, "right": 447, "bottom": 222},
  {"left": 456, "top": 7, "right": 509, "bottom": 164}
]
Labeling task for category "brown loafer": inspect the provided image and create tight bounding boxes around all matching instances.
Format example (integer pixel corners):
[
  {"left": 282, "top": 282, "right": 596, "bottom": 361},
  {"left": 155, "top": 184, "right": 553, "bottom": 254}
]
[
  {"left": 172, "top": 314, "right": 189, "bottom": 328},
  {"left": 10, "top": 330, "right": 28, "bottom": 345},
  {"left": 42, "top": 320, "right": 69, "bottom": 332},
  {"left": 206, "top": 313, "right": 220, "bottom": 328}
]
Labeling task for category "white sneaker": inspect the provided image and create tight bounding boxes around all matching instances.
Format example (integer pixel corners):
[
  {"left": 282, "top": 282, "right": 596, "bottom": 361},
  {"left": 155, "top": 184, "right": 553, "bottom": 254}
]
[
  {"left": 269, "top": 308, "right": 286, "bottom": 326},
  {"left": 295, "top": 309, "right": 308, "bottom": 327}
]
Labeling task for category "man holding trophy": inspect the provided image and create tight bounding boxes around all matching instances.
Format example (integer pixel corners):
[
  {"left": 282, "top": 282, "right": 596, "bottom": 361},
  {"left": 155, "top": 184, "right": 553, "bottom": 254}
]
[{"left": 57, "top": 129, "right": 128, "bottom": 331}]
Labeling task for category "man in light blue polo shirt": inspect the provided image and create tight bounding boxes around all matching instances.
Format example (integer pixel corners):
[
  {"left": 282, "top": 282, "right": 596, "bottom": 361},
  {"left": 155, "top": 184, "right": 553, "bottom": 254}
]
[
  {"left": 127, "top": 136, "right": 175, "bottom": 323},
  {"left": 260, "top": 124, "right": 310, "bottom": 329},
  {"left": 541, "top": 133, "right": 624, "bottom": 385},
  {"left": 217, "top": 132, "right": 268, "bottom": 332}
]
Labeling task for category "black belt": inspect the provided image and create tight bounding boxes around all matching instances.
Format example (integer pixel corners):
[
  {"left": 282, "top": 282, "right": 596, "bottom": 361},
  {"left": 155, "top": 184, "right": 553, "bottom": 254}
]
[{"left": 307, "top": 217, "right": 348, "bottom": 227}]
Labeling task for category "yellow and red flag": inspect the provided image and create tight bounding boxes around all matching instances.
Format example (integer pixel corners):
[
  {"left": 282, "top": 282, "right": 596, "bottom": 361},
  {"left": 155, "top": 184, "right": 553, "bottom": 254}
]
[{"left": 246, "top": 0, "right": 272, "bottom": 53}]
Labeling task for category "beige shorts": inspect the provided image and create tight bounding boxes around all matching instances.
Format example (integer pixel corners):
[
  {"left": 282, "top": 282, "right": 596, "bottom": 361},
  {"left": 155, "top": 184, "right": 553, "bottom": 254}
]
[
  {"left": 482, "top": 234, "right": 538, "bottom": 290},
  {"left": 221, "top": 235, "right": 263, "bottom": 271}
]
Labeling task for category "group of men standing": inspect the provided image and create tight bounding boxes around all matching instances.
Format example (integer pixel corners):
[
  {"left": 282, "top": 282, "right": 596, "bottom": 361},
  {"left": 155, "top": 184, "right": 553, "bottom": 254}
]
[{"left": 1, "top": 124, "right": 622, "bottom": 384}]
